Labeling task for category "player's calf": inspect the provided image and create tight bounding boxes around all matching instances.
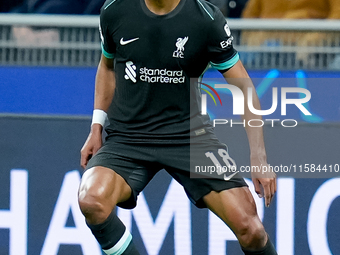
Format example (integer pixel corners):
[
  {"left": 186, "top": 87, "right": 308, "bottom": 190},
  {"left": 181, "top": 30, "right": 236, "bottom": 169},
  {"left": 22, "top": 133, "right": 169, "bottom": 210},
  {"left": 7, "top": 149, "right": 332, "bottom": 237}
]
[{"left": 86, "top": 210, "right": 140, "bottom": 255}]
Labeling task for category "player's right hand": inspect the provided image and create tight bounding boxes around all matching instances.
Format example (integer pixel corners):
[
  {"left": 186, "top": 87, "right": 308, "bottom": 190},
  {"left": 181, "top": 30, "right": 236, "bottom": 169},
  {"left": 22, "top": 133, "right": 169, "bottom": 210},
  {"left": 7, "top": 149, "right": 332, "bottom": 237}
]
[{"left": 80, "top": 124, "right": 103, "bottom": 169}]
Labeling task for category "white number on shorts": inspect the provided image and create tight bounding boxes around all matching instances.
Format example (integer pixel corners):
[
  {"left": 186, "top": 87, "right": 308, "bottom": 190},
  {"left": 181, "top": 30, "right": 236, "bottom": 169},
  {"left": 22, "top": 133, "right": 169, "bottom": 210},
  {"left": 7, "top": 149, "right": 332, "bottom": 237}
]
[{"left": 205, "top": 149, "right": 236, "bottom": 175}]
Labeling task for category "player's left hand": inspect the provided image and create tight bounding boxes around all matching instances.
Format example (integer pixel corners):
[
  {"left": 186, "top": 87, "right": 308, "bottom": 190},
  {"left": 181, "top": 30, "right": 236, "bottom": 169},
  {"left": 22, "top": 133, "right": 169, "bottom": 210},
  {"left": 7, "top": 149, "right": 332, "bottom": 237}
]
[{"left": 250, "top": 157, "right": 277, "bottom": 207}]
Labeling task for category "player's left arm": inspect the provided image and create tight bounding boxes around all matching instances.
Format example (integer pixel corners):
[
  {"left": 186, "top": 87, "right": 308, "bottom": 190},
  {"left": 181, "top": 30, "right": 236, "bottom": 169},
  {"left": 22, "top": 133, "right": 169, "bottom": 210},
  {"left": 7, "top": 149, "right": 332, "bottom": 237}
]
[
  {"left": 205, "top": 2, "right": 276, "bottom": 206},
  {"left": 221, "top": 60, "right": 277, "bottom": 207}
]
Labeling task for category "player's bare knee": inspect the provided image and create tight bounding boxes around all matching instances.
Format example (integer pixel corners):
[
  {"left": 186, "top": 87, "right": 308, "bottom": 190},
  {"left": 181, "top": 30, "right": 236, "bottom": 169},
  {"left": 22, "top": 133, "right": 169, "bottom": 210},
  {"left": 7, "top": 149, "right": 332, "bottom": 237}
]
[
  {"left": 237, "top": 219, "right": 266, "bottom": 250},
  {"left": 78, "top": 187, "right": 111, "bottom": 222},
  {"left": 78, "top": 189, "right": 103, "bottom": 214}
]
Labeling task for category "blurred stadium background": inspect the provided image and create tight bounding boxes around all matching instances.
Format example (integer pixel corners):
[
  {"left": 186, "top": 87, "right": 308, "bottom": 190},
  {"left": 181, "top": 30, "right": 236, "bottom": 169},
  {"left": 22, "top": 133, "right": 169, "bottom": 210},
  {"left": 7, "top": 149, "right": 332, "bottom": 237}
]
[{"left": 1, "top": 1, "right": 340, "bottom": 254}]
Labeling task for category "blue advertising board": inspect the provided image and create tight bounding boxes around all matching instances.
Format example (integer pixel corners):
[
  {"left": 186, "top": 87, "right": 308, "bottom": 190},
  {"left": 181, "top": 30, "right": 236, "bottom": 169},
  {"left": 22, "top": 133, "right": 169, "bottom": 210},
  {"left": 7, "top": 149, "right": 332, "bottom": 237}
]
[{"left": 1, "top": 67, "right": 340, "bottom": 122}]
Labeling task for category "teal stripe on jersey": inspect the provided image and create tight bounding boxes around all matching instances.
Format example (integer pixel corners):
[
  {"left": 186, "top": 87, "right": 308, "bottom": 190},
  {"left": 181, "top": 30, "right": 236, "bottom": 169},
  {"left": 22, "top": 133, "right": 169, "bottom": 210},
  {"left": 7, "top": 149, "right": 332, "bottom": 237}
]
[
  {"left": 196, "top": 0, "right": 214, "bottom": 20},
  {"left": 104, "top": 0, "right": 117, "bottom": 10},
  {"left": 101, "top": 43, "right": 115, "bottom": 59},
  {"left": 210, "top": 53, "right": 239, "bottom": 71}
]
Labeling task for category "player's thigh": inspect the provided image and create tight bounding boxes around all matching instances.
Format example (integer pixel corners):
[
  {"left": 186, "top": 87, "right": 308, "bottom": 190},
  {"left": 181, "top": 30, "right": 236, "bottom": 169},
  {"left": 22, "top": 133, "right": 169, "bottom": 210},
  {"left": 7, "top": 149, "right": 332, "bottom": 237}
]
[
  {"left": 80, "top": 139, "right": 160, "bottom": 211},
  {"left": 79, "top": 166, "right": 132, "bottom": 209},
  {"left": 203, "top": 186, "right": 263, "bottom": 237},
  {"left": 78, "top": 166, "right": 134, "bottom": 224}
]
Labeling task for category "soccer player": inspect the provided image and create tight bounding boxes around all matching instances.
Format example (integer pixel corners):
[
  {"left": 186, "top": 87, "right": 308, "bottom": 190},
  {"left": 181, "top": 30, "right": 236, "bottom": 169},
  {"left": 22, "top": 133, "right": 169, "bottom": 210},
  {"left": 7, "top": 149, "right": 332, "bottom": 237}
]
[{"left": 78, "top": 0, "right": 277, "bottom": 254}]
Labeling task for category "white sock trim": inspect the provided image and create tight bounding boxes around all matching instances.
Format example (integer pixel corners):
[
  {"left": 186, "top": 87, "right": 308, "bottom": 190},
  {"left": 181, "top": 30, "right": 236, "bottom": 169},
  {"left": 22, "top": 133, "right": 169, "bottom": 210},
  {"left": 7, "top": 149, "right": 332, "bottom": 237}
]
[{"left": 103, "top": 228, "right": 132, "bottom": 255}]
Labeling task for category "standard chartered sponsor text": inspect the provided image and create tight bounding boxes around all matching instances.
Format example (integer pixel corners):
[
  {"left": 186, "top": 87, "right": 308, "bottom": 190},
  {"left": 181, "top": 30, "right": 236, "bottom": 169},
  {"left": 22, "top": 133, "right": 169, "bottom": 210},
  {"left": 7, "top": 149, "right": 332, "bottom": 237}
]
[{"left": 140, "top": 67, "right": 185, "bottom": 83}]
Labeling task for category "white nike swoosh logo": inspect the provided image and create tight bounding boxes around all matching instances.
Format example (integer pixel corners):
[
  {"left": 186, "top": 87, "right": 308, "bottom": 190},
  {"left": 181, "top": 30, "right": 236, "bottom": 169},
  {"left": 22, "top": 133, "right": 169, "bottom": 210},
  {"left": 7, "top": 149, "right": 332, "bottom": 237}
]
[
  {"left": 120, "top": 37, "right": 139, "bottom": 45},
  {"left": 224, "top": 171, "right": 238, "bottom": 181}
]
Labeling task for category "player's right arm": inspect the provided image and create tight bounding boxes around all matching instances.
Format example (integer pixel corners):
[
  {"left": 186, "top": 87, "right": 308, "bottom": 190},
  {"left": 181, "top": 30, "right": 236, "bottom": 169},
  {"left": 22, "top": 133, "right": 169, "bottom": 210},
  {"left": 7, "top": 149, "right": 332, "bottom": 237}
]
[
  {"left": 81, "top": 4, "right": 117, "bottom": 169},
  {"left": 80, "top": 55, "right": 115, "bottom": 169}
]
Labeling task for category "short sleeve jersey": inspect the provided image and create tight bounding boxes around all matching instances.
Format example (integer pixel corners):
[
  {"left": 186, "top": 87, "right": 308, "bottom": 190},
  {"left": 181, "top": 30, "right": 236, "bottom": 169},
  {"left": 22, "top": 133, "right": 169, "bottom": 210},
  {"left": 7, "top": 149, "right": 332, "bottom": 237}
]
[{"left": 99, "top": 0, "right": 239, "bottom": 143}]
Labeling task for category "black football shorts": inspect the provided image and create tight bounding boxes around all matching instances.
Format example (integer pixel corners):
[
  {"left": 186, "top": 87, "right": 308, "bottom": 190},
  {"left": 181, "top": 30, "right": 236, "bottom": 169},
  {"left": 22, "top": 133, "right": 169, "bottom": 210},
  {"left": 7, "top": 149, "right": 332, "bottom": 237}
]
[{"left": 85, "top": 133, "right": 247, "bottom": 209}]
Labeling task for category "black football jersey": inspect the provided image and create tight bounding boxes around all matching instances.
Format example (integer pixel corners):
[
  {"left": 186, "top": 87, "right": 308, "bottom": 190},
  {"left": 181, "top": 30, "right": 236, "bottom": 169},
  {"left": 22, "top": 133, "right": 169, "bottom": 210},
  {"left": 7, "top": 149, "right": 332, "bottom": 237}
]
[{"left": 99, "top": 0, "right": 239, "bottom": 142}]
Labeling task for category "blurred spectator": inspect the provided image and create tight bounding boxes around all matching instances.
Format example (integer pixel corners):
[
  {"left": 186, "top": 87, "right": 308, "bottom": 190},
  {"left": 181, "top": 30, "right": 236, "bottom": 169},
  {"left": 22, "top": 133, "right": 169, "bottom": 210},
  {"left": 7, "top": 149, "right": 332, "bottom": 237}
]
[
  {"left": 241, "top": 0, "right": 340, "bottom": 67},
  {"left": 12, "top": 26, "right": 60, "bottom": 47},
  {"left": 226, "top": 0, "right": 248, "bottom": 18},
  {"left": 31, "top": 0, "right": 104, "bottom": 14},
  {"left": 242, "top": 0, "right": 340, "bottom": 46},
  {"left": 242, "top": 0, "right": 340, "bottom": 19},
  {"left": 7, "top": 0, "right": 105, "bottom": 47},
  {"left": 207, "top": 0, "right": 248, "bottom": 18},
  {"left": 10, "top": 0, "right": 105, "bottom": 14},
  {"left": 0, "top": 0, "right": 25, "bottom": 12},
  {"left": 242, "top": 0, "right": 287, "bottom": 19}
]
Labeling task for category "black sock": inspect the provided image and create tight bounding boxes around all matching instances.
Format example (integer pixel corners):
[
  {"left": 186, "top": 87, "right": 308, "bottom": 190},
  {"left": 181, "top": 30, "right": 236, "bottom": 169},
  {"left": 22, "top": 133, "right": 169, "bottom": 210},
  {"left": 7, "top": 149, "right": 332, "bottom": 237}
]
[
  {"left": 241, "top": 236, "right": 277, "bottom": 255},
  {"left": 86, "top": 210, "right": 140, "bottom": 255}
]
